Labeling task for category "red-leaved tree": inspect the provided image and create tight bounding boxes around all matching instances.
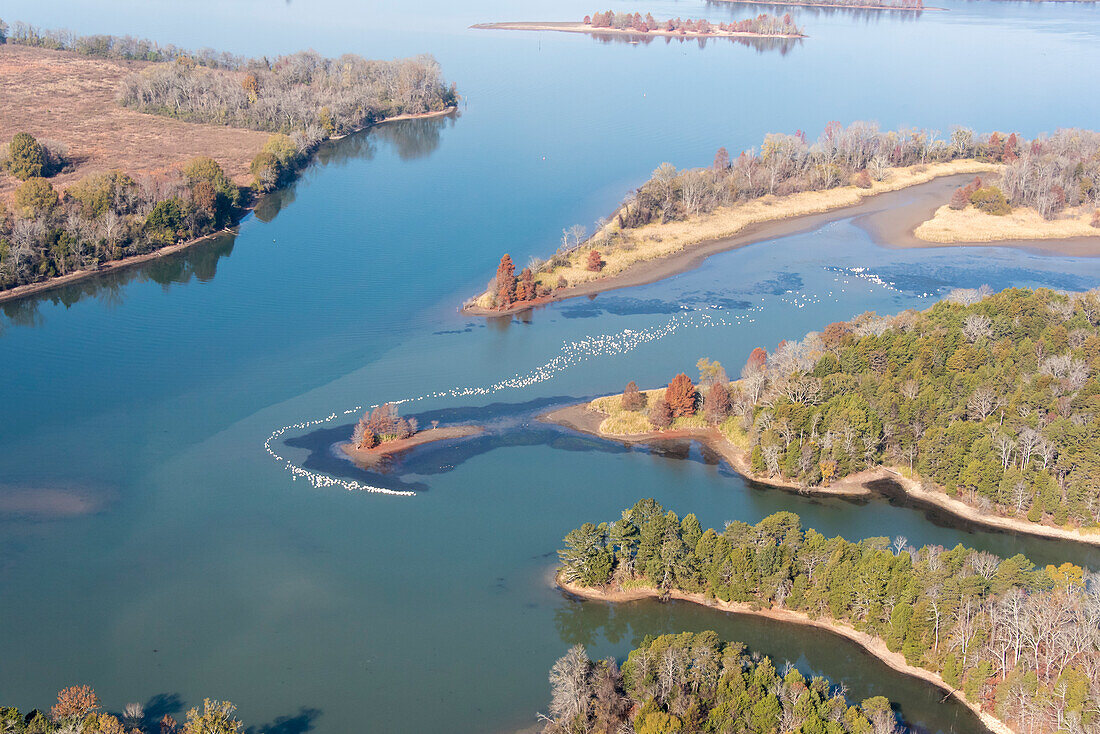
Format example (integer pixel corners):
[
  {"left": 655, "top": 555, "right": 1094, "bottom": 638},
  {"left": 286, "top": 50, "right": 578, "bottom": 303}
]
[
  {"left": 743, "top": 347, "right": 767, "bottom": 375},
  {"left": 704, "top": 383, "right": 731, "bottom": 424},
  {"left": 665, "top": 373, "right": 696, "bottom": 417},
  {"left": 586, "top": 250, "right": 604, "bottom": 272},
  {"left": 516, "top": 267, "right": 536, "bottom": 301},
  {"left": 649, "top": 397, "right": 673, "bottom": 429},
  {"left": 495, "top": 254, "right": 516, "bottom": 307}
]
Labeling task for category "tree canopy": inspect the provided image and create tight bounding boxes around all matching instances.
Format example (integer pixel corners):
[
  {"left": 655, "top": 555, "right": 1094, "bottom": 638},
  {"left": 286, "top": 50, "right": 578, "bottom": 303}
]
[{"left": 559, "top": 501, "right": 1099, "bottom": 733}]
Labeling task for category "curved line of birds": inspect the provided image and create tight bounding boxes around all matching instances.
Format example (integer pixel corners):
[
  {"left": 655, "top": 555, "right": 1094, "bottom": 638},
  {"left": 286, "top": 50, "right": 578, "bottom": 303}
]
[{"left": 263, "top": 266, "right": 924, "bottom": 498}]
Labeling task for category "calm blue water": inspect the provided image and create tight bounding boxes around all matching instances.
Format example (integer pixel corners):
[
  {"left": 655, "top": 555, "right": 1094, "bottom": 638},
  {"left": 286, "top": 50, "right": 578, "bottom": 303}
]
[{"left": 2, "top": 0, "right": 1100, "bottom": 732}]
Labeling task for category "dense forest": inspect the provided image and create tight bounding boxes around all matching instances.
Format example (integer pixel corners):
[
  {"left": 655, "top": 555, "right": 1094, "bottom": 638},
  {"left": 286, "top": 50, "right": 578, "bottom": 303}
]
[
  {"left": 0, "top": 141, "right": 248, "bottom": 290},
  {"left": 585, "top": 11, "right": 803, "bottom": 36},
  {"left": 0, "top": 21, "right": 456, "bottom": 293},
  {"left": 559, "top": 501, "right": 1100, "bottom": 734},
  {"left": 598, "top": 288, "right": 1100, "bottom": 529},
  {"left": 0, "top": 686, "right": 243, "bottom": 733},
  {"left": 542, "top": 633, "right": 905, "bottom": 734}
]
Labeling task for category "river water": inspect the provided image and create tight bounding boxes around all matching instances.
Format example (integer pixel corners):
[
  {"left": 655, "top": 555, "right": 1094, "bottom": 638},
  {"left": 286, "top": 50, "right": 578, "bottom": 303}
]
[{"left": 2, "top": 0, "right": 1100, "bottom": 731}]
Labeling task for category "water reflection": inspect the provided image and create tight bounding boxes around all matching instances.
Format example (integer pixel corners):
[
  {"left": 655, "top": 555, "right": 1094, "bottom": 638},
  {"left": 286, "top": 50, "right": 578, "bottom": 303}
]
[
  {"left": 0, "top": 233, "right": 238, "bottom": 330},
  {"left": 585, "top": 29, "right": 803, "bottom": 54},
  {"left": 555, "top": 595, "right": 984, "bottom": 734},
  {"left": 706, "top": 0, "right": 925, "bottom": 22},
  {"left": 280, "top": 396, "right": 1100, "bottom": 571},
  {"left": 0, "top": 114, "right": 456, "bottom": 332}
]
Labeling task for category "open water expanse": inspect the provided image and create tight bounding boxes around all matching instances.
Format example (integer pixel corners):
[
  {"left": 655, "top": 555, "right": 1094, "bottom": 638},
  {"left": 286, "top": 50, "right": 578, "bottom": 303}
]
[{"left": 2, "top": 0, "right": 1100, "bottom": 731}]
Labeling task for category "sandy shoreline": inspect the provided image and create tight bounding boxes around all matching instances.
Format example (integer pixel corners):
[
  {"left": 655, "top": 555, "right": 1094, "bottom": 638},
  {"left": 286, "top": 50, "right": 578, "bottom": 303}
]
[
  {"left": 471, "top": 21, "right": 805, "bottom": 40},
  {"left": 462, "top": 168, "right": 1100, "bottom": 318},
  {"left": 557, "top": 577, "right": 1012, "bottom": 734},
  {"left": 543, "top": 401, "right": 1100, "bottom": 546},
  {"left": 540, "top": 403, "right": 872, "bottom": 498},
  {"left": 0, "top": 106, "right": 458, "bottom": 307},
  {"left": 340, "top": 424, "right": 483, "bottom": 467}
]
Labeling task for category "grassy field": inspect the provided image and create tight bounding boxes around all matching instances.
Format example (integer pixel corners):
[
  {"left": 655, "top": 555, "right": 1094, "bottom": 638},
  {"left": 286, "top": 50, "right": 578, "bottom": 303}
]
[{"left": 0, "top": 44, "right": 268, "bottom": 200}]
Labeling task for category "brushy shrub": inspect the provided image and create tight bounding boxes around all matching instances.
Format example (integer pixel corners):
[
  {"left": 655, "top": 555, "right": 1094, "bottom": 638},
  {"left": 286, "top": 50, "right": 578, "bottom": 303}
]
[
  {"left": 970, "top": 186, "right": 1012, "bottom": 216},
  {"left": 852, "top": 170, "right": 872, "bottom": 189}
]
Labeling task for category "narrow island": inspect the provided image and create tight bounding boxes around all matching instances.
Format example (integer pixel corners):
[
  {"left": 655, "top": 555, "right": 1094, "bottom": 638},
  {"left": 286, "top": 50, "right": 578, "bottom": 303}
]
[
  {"left": 1, "top": 685, "right": 247, "bottom": 733},
  {"left": 539, "top": 632, "right": 912, "bottom": 734},
  {"left": 474, "top": 11, "right": 804, "bottom": 40},
  {"left": 0, "top": 18, "right": 457, "bottom": 303},
  {"left": 341, "top": 403, "right": 482, "bottom": 468},
  {"left": 545, "top": 287, "right": 1100, "bottom": 546},
  {"left": 555, "top": 500, "right": 1097, "bottom": 734},
  {"left": 462, "top": 123, "right": 1100, "bottom": 316},
  {"left": 711, "top": 0, "right": 935, "bottom": 10}
]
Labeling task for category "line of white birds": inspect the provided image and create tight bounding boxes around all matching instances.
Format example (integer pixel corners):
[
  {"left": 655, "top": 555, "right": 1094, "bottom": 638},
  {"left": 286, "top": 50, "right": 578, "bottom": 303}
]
[{"left": 263, "top": 265, "right": 932, "bottom": 498}]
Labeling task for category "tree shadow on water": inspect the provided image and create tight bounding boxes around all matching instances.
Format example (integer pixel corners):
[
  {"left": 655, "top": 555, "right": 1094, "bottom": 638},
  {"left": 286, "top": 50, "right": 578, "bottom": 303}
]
[
  {"left": 245, "top": 706, "right": 322, "bottom": 734},
  {"left": 142, "top": 693, "right": 184, "bottom": 726}
]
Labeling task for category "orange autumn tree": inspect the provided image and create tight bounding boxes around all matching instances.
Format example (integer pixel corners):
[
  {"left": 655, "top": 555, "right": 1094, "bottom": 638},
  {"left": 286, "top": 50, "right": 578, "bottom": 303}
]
[
  {"left": 51, "top": 685, "right": 99, "bottom": 725},
  {"left": 516, "top": 267, "right": 536, "bottom": 301},
  {"left": 495, "top": 254, "right": 516, "bottom": 307},
  {"left": 665, "top": 373, "right": 696, "bottom": 417},
  {"left": 586, "top": 250, "right": 604, "bottom": 272}
]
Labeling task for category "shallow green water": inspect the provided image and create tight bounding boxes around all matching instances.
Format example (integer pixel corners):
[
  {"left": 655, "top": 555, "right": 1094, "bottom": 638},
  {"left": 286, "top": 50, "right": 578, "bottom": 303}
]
[{"left": 2, "top": 0, "right": 1100, "bottom": 731}]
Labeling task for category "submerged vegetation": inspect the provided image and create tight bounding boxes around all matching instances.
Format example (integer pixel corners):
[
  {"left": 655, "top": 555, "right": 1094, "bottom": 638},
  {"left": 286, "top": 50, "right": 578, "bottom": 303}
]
[
  {"left": 559, "top": 502, "right": 1100, "bottom": 734},
  {"left": 541, "top": 633, "right": 905, "bottom": 734}
]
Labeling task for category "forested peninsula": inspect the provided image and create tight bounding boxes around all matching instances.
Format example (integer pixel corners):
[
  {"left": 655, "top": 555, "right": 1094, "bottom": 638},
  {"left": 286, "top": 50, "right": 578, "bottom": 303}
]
[
  {"left": 464, "top": 124, "right": 1100, "bottom": 315},
  {"left": 557, "top": 501, "right": 1099, "bottom": 734},
  {"left": 540, "top": 632, "right": 910, "bottom": 734},
  {"left": 547, "top": 287, "right": 1100, "bottom": 545},
  {"left": 0, "top": 19, "right": 457, "bottom": 301},
  {"left": 1, "top": 685, "right": 247, "bottom": 734},
  {"left": 475, "top": 12, "right": 804, "bottom": 40}
]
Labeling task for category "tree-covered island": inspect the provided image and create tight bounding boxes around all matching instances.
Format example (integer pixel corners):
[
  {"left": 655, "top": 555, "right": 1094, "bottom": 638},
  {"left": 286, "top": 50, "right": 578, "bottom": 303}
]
[{"left": 556, "top": 502, "right": 1099, "bottom": 734}]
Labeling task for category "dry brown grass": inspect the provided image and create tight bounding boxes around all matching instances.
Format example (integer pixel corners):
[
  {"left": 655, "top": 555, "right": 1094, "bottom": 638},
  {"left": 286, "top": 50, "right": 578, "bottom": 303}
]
[
  {"left": 472, "top": 159, "right": 1000, "bottom": 308},
  {"left": 0, "top": 44, "right": 269, "bottom": 200},
  {"left": 915, "top": 203, "right": 1100, "bottom": 243}
]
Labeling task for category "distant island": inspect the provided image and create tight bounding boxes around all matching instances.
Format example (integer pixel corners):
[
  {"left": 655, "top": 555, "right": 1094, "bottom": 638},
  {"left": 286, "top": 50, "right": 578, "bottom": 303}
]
[
  {"left": 555, "top": 501, "right": 1095, "bottom": 734},
  {"left": 0, "top": 18, "right": 457, "bottom": 303},
  {"left": 711, "top": 0, "right": 933, "bottom": 10},
  {"left": 545, "top": 287, "right": 1100, "bottom": 546},
  {"left": 473, "top": 11, "right": 805, "bottom": 40},
  {"left": 342, "top": 403, "right": 482, "bottom": 467},
  {"left": 540, "top": 632, "right": 911, "bottom": 734},
  {"left": 462, "top": 123, "right": 1100, "bottom": 316}
]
